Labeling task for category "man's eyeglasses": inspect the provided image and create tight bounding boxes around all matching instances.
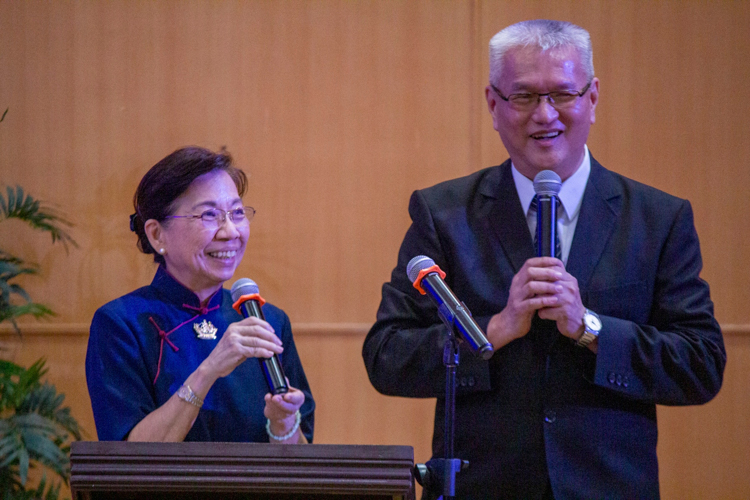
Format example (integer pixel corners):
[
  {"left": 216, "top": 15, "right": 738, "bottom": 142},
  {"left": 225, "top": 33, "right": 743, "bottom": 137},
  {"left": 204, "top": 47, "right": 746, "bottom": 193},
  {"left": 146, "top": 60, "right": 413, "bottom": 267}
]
[
  {"left": 166, "top": 206, "right": 256, "bottom": 228},
  {"left": 491, "top": 80, "right": 592, "bottom": 111}
]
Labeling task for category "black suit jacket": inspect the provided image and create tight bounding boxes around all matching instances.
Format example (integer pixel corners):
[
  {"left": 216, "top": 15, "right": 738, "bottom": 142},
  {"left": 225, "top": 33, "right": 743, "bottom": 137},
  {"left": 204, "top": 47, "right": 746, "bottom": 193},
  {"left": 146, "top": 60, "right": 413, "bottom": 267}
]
[{"left": 362, "top": 157, "right": 726, "bottom": 499}]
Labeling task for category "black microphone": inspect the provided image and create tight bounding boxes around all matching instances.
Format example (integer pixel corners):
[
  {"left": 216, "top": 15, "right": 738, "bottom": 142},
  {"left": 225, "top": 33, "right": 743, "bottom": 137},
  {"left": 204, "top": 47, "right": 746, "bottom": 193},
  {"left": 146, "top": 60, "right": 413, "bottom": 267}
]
[
  {"left": 406, "top": 256, "right": 494, "bottom": 360},
  {"left": 533, "top": 170, "right": 562, "bottom": 258},
  {"left": 231, "top": 278, "right": 289, "bottom": 395}
]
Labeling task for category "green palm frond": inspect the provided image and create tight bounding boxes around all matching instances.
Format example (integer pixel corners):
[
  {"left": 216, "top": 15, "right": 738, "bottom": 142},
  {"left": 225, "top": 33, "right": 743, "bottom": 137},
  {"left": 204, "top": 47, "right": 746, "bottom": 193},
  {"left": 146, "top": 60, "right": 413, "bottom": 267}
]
[
  {"left": 1, "top": 360, "right": 37, "bottom": 409},
  {"left": 18, "top": 383, "right": 81, "bottom": 441},
  {"left": 0, "top": 465, "right": 25, "bottom": 496},
  {"left": 16, "top": 414, "right": 70, "bottom": 479},
  {"left": 0, "top": 249, "right": 23, "bottom": 262},
  {"left": 32, "top": 474, "right": 62, "bottom": 500},
  {"left": 0, "top": 300, "right": 54, "bottom": 316},
  {"left": 0, "top": 185, "right": 77, "bottom": 330},
  {"left": 0, "top": 257, "right": 56, "bottom": 333},
  {"left": 0, "top": 256, "right": 39, "bottom": 280},
  {"left": 0, "top": 471, "right": 62, "bottom": 500},
  {"left": 0, "top": 359, "right": 46, "bottom": 413},
  {"left": 0, "top": 303, "right": 55, "bottom": 335},
  {"left": 0, "top": 186, "right": 77, "bottom": 251},
  {"left": 0, "top": 359, "right": 78, "bottom": 495},
  {"left": 2, "top": 116, "right": 80, "bottom": 497}
]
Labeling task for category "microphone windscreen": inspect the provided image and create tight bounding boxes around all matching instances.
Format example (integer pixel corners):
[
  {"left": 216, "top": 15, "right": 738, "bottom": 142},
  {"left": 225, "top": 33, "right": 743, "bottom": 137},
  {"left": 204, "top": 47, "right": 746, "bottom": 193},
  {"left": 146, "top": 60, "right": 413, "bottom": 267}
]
[
  {"left": 533, "top": 170, "right": 562, "bottom": 196},
  {"left": 231, "top": 278, "right": 259, "bottom": 302},
  {"left": 406, "top": 255, "right": 436, "bottom": 284}
]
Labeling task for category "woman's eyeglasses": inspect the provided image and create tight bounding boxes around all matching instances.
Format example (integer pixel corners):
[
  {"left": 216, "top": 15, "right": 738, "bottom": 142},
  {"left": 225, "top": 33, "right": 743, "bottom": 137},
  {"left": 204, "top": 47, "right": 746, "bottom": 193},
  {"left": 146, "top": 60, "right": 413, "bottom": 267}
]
[{"left": 165, "top": 206, "right": 256, "bottom": 228}]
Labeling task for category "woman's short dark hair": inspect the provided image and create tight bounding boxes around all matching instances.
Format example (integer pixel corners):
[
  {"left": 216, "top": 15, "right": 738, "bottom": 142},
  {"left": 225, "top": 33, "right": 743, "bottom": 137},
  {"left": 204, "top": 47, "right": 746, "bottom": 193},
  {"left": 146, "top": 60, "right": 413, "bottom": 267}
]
[{"left": 131, "top": 146, "right": 248, "bottom": 264}]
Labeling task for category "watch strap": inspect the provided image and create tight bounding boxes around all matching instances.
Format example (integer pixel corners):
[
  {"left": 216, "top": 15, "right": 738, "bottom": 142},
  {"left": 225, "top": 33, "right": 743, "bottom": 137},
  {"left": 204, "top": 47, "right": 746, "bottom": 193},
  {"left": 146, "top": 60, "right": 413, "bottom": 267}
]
[
  {"left": 178, "top": 384, "right": 204, "bottom": 408},
  {"left": 576, "top": 331, "right": 597, "bottom": 348},
  {"left": 576, "top": 309, "right": 601, "bottom": 348}
]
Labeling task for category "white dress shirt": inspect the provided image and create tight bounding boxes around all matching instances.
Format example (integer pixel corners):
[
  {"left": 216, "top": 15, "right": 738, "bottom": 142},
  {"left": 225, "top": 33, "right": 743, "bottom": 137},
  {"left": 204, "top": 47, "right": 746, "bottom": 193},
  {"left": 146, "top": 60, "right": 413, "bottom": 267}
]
[{"left": 511, "top": 145, "right": 591, "bottom": 266}]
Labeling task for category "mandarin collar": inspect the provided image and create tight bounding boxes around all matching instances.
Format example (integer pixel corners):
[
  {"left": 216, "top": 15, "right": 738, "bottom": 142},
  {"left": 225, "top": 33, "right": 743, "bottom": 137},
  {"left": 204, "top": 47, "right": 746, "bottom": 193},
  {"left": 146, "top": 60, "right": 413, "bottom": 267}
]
[{"left": 150, "top": 266, "right": 224, "bottom": 311}]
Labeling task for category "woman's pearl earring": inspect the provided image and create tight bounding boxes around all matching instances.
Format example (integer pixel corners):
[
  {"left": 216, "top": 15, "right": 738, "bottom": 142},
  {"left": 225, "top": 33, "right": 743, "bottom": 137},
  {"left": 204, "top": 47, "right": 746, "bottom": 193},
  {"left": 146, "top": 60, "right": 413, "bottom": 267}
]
[{"left": 159, "top": 248, "right": 165, "bottom": 255}]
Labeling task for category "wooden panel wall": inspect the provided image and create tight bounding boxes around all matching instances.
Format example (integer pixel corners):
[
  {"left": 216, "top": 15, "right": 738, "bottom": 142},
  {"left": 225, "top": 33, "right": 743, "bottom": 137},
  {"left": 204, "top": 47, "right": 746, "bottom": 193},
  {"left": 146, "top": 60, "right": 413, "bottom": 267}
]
[{"left": 1, "top": 1, "right": 749, "bottom": 498}]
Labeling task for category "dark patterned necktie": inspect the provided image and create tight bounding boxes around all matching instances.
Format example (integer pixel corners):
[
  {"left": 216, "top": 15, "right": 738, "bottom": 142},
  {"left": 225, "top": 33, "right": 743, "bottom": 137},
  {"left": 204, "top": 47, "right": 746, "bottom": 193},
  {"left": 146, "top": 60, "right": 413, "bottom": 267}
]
[{"left": 530, "top": 195, "right": 563, "bottom": 260}]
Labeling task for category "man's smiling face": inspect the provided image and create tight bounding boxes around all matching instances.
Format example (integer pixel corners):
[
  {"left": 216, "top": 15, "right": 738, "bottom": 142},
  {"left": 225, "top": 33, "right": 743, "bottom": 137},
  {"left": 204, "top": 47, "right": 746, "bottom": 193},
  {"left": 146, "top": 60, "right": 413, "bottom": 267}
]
[{"left": 485, "top": 44, "right": 599, "bottom": 181}]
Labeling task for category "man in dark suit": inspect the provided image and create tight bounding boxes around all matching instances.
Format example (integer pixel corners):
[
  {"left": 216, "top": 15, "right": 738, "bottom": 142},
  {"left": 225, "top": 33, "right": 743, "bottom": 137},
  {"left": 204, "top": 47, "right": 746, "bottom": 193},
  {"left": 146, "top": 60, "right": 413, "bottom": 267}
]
[{"left": 362, "top": 19, "right": 726, "bottom": 499}]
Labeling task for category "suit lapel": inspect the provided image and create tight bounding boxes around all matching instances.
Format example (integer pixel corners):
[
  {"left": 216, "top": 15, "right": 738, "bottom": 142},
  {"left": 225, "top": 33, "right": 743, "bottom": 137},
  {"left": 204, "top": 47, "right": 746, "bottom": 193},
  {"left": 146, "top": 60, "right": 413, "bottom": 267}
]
[
  {"left": 566, "top": 158, "right": 622, "bottom": 290},
  {"left": 478, "top": 161, "right": 534, "bottom": 273}
]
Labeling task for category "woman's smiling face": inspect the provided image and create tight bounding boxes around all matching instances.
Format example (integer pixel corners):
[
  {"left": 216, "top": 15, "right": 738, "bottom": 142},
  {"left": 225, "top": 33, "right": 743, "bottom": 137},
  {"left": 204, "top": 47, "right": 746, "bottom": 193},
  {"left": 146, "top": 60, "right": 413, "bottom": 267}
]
[{"left": 149, "top": 169, "right": 249, "bottom": 302}]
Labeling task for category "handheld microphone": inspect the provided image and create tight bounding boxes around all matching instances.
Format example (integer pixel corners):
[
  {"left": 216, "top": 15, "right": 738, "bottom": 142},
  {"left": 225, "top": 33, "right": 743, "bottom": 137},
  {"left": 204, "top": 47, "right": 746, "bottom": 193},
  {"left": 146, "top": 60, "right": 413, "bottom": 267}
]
[
  {"left": 406, "top": 256, "right": 494, "bottom": 360},
  {"left": 231, "top": 278, "right": 289, "bottom": 395},
  {"left": 533, "top": 170, "right": 562, "bottom": 258}
]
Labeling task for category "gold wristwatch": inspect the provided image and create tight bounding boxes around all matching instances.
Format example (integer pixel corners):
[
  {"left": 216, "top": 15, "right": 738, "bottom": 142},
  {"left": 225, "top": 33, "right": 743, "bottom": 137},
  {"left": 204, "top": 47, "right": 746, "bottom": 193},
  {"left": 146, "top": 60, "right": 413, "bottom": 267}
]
[{"left": 576, "top": 309, "right": 602, "bottom": 348}]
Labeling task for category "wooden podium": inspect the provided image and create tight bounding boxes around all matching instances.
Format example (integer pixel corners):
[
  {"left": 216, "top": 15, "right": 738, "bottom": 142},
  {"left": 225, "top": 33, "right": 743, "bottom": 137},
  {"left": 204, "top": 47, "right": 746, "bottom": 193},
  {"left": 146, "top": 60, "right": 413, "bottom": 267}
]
[{"left": 70, "top": 441, "right": 415, "bottom": 499}]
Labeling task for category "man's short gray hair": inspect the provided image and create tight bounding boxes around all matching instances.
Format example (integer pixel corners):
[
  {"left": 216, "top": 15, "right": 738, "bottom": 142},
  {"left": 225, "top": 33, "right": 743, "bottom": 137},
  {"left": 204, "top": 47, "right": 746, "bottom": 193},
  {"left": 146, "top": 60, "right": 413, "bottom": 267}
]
[{"left": 489, "top": 20, "right": 594, "bottom": 85}]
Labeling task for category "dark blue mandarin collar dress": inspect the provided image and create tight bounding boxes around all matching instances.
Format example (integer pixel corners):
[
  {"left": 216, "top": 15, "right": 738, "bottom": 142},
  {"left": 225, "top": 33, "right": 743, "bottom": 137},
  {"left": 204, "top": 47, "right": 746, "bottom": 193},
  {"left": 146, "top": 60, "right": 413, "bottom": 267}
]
[{"left": 86, "top": 266, "right": 314, "bottom": 442}]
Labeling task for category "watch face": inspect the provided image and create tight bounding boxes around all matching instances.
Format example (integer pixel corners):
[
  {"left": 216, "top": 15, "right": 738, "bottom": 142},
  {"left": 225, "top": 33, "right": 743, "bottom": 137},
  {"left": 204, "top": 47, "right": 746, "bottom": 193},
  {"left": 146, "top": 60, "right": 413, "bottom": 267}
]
[{"left": 585, "top": 314, "right": 602, "bottom": 331}]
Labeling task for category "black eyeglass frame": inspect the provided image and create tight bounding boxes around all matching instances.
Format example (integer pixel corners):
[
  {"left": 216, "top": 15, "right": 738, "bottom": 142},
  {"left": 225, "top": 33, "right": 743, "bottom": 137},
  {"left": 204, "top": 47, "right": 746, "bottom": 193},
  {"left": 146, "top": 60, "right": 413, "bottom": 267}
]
[{"left": 491, "top": 79, "right": 593, "bottom": 109}]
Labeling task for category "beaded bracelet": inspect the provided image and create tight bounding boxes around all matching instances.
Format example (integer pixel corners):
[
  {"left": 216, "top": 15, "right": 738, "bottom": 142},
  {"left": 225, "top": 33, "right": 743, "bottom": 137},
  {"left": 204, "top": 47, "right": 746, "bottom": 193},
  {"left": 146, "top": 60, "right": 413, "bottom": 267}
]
[{"left": 266, "top": 410, "right": 301, "bottom": 441}]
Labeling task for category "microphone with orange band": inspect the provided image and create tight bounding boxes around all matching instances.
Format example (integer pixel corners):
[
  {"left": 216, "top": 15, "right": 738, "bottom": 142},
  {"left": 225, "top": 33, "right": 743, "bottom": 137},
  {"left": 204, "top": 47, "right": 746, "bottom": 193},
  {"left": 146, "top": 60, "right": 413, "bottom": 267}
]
[
  {"left": 231, "top": 278, "right": 289, "bottom": 395},
  {"left": 407, "top": 255, "right": 494, "bottom": 360}
]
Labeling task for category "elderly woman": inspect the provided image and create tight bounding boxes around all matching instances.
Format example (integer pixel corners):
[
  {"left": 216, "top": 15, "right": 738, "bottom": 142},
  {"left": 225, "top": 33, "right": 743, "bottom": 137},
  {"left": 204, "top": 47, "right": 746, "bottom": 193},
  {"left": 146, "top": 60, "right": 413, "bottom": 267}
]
[{"left": 86, "top": 146, "right": 313, "bottom": 443}]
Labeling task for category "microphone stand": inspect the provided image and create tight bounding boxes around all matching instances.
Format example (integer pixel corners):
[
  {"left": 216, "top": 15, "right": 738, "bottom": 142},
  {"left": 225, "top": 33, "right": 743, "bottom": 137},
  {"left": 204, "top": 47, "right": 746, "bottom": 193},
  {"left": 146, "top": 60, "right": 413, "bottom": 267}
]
[{"left": 414, "top": 321, "right": 469, "bottom": 500}]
